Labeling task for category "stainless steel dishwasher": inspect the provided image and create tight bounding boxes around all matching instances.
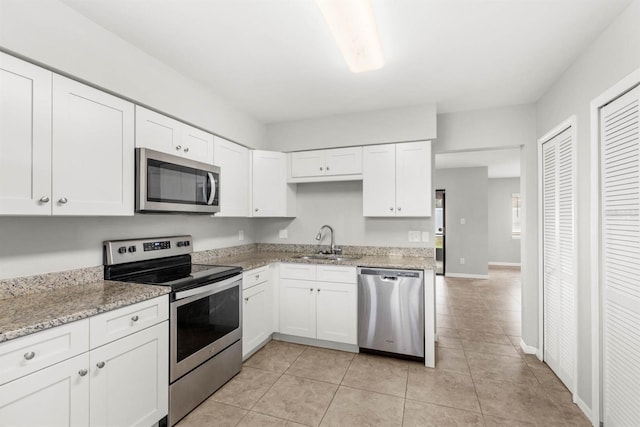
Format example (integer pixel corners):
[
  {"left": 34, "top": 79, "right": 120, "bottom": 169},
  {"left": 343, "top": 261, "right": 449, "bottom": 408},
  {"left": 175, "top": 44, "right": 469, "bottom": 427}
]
[{"left": 358, "top": 268, "right": 424, "bottom": 358}]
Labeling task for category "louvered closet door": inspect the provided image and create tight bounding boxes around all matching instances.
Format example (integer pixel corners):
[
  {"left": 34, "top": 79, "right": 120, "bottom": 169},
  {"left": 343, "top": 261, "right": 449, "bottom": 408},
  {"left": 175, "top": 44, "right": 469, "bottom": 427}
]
[
  {"left": 542, "top": 126, "right": 576, "bottom": 392},
  {"left": 600, "top": 85, "right": 640, "bottom": 426}
]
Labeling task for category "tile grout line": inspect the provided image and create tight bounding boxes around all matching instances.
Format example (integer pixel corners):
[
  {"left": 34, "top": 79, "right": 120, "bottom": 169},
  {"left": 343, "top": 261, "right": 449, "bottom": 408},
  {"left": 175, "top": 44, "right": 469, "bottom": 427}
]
[{"left": 316, "top": 356, "right": 354, "bottom": 426}]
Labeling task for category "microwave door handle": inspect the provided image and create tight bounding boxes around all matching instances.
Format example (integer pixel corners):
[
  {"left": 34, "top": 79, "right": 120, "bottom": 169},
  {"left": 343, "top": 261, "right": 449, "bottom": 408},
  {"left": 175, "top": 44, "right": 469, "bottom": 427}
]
[{"left": 207, "top": 172, "right": 216, "bottom": 205}]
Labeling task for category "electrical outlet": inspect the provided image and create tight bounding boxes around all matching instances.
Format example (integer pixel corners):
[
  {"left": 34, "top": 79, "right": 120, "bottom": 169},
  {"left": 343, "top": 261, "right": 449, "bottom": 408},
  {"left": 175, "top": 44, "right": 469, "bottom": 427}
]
[
  {"left": 408, "top": 230, "right": 421, "bottom": 242},
  {"left": 460, "top": 218, "right": 466, "bottom": 225},
  {"left": 460, "top": 258, "right": 465, "bottom": 265},
  {"left": 421, "top": 231, "right": 430, "bottom": 242},
  {"left": 238, "top": 230, "right": 244, "bottom": 241},
  {"left": 279, "top": 229, "right": 288, "bottom": 239}
]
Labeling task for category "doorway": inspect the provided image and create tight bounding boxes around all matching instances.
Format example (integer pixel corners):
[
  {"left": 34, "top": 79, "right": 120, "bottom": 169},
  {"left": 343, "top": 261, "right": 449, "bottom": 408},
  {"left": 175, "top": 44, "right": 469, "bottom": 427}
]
[{"left": 435, "top": 189, "right": 445, "bottom": 275}]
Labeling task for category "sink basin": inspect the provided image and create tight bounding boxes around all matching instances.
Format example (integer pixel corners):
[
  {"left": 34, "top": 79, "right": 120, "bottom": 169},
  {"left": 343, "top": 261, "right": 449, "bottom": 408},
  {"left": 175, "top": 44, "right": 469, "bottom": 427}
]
[{"left": 295, "top": 254, "right": 361, "bottom": 262}]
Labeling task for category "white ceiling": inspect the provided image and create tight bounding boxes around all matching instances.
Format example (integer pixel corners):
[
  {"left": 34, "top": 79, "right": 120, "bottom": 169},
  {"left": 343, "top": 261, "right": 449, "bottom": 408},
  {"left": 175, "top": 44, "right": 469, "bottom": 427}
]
[
  {"left": 436, "top": 148, "right": 521, "bottom": 178},
  {"left": 61, "top": 0, "right": 632, "bottom": 123}
]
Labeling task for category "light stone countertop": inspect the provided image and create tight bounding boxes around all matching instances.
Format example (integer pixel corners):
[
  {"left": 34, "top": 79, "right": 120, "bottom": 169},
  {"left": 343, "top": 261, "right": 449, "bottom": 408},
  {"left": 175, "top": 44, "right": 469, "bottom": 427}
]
[
  {"left": 195, "top": 250, "right": 437, "bottom": 272},
  {"left": 0, "top": 280, "right": 170, "bottom": 344}
]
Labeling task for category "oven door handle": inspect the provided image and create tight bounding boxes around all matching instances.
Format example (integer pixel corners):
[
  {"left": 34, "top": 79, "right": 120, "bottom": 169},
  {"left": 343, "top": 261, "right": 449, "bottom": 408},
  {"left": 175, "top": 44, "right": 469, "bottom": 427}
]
[
  {"left": 174, "top": 274, "right": 240, "bottom": 301},
  {"left": 207, "top": 172, "right": 216, "bottom": 206}
]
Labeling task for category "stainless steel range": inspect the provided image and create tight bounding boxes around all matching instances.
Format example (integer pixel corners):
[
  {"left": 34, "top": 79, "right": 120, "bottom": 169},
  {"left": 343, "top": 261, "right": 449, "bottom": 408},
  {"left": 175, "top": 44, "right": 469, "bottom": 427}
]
[{"left": 104, "top": 235, "right": 242, "bottom": 426}]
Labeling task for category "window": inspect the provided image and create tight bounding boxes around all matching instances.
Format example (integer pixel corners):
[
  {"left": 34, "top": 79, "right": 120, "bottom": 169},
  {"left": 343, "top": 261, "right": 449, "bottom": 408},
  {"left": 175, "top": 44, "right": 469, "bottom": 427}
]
[{"left": 512, "top": 193, "right": 521, "bottom": 238}]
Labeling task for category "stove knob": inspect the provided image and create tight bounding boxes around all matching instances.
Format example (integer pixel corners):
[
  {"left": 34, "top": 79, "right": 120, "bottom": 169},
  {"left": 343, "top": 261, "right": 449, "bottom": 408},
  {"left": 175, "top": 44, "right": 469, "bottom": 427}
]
[
  {"left": 117, "top": 246, "right": 127, "bottom": 254},
  {"left": 185, "top": 241, "right": 190, "bottom": 247},
  {"left": 128, "top": 246, "right": 136, "bottom": 253},
  {"left": 177, "top": 241, "right": 184, "bottom": 247}
]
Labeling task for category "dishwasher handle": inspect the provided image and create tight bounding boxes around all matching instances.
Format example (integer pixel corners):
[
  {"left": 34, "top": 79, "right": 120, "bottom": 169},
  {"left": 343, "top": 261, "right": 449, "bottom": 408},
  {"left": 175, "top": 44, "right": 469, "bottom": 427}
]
[{"left": 359, "top": 268, "right": 422, "bottom": 279}]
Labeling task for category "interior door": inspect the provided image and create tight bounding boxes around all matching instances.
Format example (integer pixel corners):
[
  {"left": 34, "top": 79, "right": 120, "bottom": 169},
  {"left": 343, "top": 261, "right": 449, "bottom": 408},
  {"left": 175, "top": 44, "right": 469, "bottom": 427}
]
[
  {"left": 541, "top": 126, "right": 576, "bottom": 392},
  {"left": 600, "top": 86, "right": 640, "bottom": 425}
]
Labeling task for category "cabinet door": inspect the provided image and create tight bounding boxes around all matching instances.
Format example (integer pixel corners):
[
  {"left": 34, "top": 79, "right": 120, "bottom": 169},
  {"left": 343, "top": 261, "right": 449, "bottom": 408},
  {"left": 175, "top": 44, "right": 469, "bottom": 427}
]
[
  {"left": 243, "top": 283, "right": 269, "bottom": 358},
  {"left": 181, "top": 125, "right": 213, "bottom": 163},
  {"left": 52, "top": 75, "right": 134, "bottom": 216},
  {"left": 325, "top": 147, "right": 362, "bottom": 176},
  {"left": 252, "top": 150, "right": 288, "bottom": 217},
  {"left": 279, "top": 278, "right": 316, "bottom": 339},
  {"left": 214, "top": 137, "right": 250, "bottom": 216},
  {"left": 0, "top": 52, "right": 52, "bottom": 215},
  {"left": 0, "top": 353, "right": 90, "bottom": 427},
  {"left": 135, "top": 106, "right": 181, "bottom": 155},
  {"left": 316, "top": 282, "right": 357, "bottom": 345},
  {"left": 363, "top": 144, "right": 396, "bottom": 216},
  {"left": 291, "top": 150, "right": 325, "bottom": 178},
  {"left": 89, "top": 322, "right": 168, "bottom": 427},
  {"left": 395, "top": 141, "right": 431, "bottom": 217}
]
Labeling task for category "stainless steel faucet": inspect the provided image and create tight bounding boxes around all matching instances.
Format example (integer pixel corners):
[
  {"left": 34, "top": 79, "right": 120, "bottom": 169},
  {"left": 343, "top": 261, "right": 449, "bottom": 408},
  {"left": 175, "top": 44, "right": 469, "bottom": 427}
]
[{"left": 315, "top": 224, "right": 339, "bottom": 254}]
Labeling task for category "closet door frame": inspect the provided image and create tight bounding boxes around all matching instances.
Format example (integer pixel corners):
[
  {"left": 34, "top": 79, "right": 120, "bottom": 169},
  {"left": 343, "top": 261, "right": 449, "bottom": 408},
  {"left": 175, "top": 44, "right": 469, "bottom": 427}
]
[
  {"left": 590, "top": 66, "right": 640, "bottom": 427},
  {"left": 537, "top": 115, "right": 578, "bottom": 400}
]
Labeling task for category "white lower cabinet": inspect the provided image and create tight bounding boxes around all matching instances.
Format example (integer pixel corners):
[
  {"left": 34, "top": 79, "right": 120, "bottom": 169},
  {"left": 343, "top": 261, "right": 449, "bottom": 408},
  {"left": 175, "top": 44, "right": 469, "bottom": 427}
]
[
  {"left": 0, "top": 353, "right": 90, "bottom": 427},
  {"left": 242, "top": 267, "right": 272, "bottom": 358},
  {"left": 0, "top": 296, "right": 169, "bottom": 427},
  {"left": 89, "top": 321, "right": 168, "bottom": 427},
  {"left": 279, "top": 264, "right": 357, "bottom": 345}
]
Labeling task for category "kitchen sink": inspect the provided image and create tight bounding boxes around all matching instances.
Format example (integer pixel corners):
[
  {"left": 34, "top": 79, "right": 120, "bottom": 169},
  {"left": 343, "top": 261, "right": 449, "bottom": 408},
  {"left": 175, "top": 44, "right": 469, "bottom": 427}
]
[{"left": 295, "top": 254, "right": 362, "bottom": 262}]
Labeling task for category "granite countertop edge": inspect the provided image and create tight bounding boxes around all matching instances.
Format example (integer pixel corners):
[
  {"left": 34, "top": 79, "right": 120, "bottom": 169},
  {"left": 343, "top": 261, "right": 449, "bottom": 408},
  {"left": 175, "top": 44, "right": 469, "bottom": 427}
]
[{"left": 0, "top": 281, "right": 170, "bottom": 344}]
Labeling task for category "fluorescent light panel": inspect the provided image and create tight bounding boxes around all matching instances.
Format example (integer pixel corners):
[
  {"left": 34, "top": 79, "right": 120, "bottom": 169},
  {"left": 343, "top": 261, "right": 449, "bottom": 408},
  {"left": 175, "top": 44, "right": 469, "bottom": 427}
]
[{"left": 316, "top": 0, "right": 385, "bottom": 73}]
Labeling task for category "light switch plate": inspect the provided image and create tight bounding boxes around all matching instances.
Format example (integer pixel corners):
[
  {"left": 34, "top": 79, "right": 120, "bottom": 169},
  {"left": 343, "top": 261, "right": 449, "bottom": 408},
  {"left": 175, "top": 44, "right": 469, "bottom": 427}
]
[
  {"left": 408, "top": 230, "right": 421, "bottom": 242},
  {"left": 279, "top": 229, "right": 288, "bottom": 239},
  {"left": 460, "top": 218, "right": 466, "bottom": 225},
  {"left": 421, "top": 231, "right": 430, "bottom": 242},
  {"left": 460, "top": 258, "right": 465, "bottom": 265},
  {"left": 238, "top": 230, "right": 244, "bottom": 241}
]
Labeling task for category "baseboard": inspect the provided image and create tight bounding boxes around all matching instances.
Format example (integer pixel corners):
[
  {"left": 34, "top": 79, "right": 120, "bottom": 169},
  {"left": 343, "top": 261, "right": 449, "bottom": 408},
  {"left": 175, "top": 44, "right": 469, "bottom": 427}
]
[
  {"left": 444, "top": 272, "right": 489, "bottom": 279},
  {"left": 574, "top": 395, "right": 594, "bottom": 426},
  {"left": 488, "top": 262, "right": 521, "bottom": 267},
  {"left": 519, "top": 338, "right": 539, "bottom": 356}
]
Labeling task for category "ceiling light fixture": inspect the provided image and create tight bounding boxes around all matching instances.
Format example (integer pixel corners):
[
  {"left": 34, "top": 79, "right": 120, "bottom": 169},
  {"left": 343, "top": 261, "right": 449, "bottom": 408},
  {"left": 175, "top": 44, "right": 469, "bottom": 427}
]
[{"left": 316, "top": 0, "right": 385, "bottom": 73}]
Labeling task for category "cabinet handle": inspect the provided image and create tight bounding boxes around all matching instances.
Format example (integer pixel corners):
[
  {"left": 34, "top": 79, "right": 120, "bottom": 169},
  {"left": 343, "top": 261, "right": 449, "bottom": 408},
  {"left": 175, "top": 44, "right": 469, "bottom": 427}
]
[
  {"left": 255, "top": 208, "right": 259, "bottom": 212},
  {"left": 58, "top": 197, "right": 68, "bottom": 204},
  {"left": 131, "top": 315, "right": 139, "bottom": 322},
  {"left": 317, "top": 288, "right": 321, "bottom": 292},
  {"left": 310, "top": 288, "right": 314, "bottom": 292},
  {"left": 244, "top": 297, "right": 249, "bottom": 302},
  {"left": 175, "top": 145, "right": 182, "bottom": 151},
  {"left": 78, "top": 369, "right": 88, "bottom": 377},
  {"left": 255, "top": 274, "right": 260, "bottom": 279},
  {"left": 24, "top": 351, "right": 35, "bottom": 360},
  {"left": 326, "top": 166, "right": 330, "bottom": 171},
  {"left": 96, "top": 361, "right": 106, "bottom": 369},
  {"left": 320, "top": 167, "right": 323, "bottom": 171},
  {"left": 39, "top": 196, "right": 50, "bottom": 203},
  {"left": 184, "top": 147, "right": 189, "bottom": 153},
  {"left": 389, "top": 207, "right": 394, "bottom": 211}
]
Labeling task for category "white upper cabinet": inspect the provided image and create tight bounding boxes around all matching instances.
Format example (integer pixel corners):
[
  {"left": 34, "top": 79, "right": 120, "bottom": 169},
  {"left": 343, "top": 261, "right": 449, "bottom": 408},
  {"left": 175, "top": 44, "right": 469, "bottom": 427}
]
[
  {"left": 213, "top": 137, "right": 250, "bottom": 217},
  {"left": 0, "top": 52, "right": 52, "bottom": 215},
  {"left": 135, "top": 106, "right": 213, "bottom": 164},
  {"left": 53, "top": 75, "right": 134, "bottom": 216},
  {"left": 289, "top": 147, "right": 362, "bottom": 182},
  {"left": 251, "top": 150, "right": 296, "bottom": 217},
  {"left": 363, "top": 141, "right": 432, "bottom": 217}
]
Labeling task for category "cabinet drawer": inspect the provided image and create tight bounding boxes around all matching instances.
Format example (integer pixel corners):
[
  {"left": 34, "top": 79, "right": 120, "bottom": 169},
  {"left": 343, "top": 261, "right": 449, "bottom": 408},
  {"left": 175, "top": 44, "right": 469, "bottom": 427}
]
[
  {"left": 317, "top": 265, "right": 357, "bottom": 284},
  {"left": 0, "top": 319, "right": 89, "bottom": 386},
  {"left": 243, "top": 266, "right": 269, "bottom": 290},
  {"left": 279, "top": 263, "right": 316, "bottom": 280},
  {"left": 89, "top": 296, "right": 168, "bottom": 348}
]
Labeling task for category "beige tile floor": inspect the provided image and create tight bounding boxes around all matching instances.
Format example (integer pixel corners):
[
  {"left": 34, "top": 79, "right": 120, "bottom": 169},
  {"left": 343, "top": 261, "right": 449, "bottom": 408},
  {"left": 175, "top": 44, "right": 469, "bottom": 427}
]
[{"left": 177, "top": 267, "right": 590, "bottom": 426}]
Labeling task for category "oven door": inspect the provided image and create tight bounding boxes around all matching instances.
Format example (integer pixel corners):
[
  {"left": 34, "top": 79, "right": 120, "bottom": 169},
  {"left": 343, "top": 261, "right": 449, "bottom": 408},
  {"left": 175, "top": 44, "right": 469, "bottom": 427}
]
[
  {"left": 136, "top": 147, "right": 220, "bottom": 214},
  {"left": 170, "top": 274, "right": 241, "bottom": 383}
]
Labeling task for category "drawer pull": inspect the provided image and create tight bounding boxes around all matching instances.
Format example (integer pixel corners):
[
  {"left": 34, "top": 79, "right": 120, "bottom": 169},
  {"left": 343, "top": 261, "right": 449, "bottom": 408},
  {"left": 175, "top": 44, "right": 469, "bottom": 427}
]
[
  {"left": 78, "top": 369, "right": 88, "bottom": 377},
  {"left": 255, "top": 274, "right": 260, "bottom": 279},
  {"left": 24, "top": 351, "right": 35, "bottom": 360},
  {"left": 96, "top": 361, "right": 106, "bottom": 369},
  {"left": 131, "top": 315, "right": 139, "bottom": 322}
]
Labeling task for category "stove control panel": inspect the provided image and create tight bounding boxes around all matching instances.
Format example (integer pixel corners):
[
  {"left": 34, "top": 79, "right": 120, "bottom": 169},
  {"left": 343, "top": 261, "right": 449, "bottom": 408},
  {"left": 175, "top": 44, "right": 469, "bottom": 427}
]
[{"left": 104, "top": 235, "right": 193, "bottom": 265}]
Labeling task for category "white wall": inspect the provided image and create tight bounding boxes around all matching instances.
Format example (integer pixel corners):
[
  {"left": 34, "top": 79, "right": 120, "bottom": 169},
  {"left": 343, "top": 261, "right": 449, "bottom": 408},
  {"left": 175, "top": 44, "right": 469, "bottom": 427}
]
[
  {"left": 0, "top": 0, "right": 266, "bottom": 148},
  {"left": 266, "top": 104, "right": 436, "bottom": 152},
  {"left": 434, "top": 167, "right": 489, "bottom": 277},
  {"left": 535, "top": 0, "right": 640, "bottom": 413},
  {"left": 488, "top": 178, "right": 521, "bottom": 265},
  {"left": 255, "top": 181, "right": 433, "bottom": 248},
  {"left": 0, "top": 216, "right": 254, "bottom": 279}
]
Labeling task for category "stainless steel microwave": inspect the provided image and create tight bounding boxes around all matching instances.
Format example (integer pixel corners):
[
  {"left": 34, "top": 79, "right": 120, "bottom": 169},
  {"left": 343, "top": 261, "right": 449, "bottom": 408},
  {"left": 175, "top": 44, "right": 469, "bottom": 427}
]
[{"left": 136, "top": 148, "right": 220, "bottom": 214}]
